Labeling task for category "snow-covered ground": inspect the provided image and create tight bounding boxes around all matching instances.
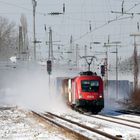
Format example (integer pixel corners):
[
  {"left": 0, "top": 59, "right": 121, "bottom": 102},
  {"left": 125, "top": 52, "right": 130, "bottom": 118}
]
[
  {"left": 0, "top": 106, "right": 140, "bottom": 140},
  {"left": 62, "top": 110, "right": 140, "bottom": 140},
  {"left": 0, "top": 106, "right": 78, "bottom": 140}
]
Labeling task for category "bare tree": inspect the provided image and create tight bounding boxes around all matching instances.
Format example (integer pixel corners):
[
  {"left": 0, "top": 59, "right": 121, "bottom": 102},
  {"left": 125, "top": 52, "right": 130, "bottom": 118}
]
[{"left": 0, "top": 16, "right": 18, "bottom": 60}]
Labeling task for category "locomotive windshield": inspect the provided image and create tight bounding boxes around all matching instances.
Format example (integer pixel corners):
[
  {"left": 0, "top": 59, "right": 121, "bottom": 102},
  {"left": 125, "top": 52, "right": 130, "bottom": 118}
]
[{"left": 81, "top": 80, "right": 99, "bottom": 92}]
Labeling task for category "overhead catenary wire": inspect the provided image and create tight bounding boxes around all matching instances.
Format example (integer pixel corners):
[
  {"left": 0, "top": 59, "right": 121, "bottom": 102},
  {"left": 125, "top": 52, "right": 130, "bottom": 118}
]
[
  {"left": 0, "top": 0, "right": 32, "bottom": 12},
  {"left": 0, "top": 0, "right": 138, "bottom": 25},
  {"left": 1, "top": 0, "right": 140, "bottom": 49},
  {"left": 0, "top": 0, "right": 46, "bottom": 16},
  {"left": 0, "top": 0, "right": 106, "bottom": 21},
  {"left": 0, "top": 0, "right": 139, "bottom": 19},
  {"left": 64, "top": 1, "right": 140, "bottom": 46}
]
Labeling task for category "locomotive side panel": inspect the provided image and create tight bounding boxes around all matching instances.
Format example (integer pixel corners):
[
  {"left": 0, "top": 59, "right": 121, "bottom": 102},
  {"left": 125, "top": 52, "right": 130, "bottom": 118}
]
[{"left": 61, "top": 78, "right": 76, "bottom": 106}]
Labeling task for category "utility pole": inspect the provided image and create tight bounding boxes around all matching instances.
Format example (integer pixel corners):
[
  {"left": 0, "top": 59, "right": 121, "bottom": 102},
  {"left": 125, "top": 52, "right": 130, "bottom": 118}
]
[
  {"left": 112, "top": 42, "right": 121, "bottom": 99},
  {"left": 32, "top": 0, "right": 37, "bottom": 60},
  {"left": 84, "top": 45, "right": 87, "bottom": 70},
  {"left": 46, "top": 27, "right": 61, "bottom": 61},
  {"left": 19, "top": 26, "right": 23, "bottom": 59},
  {"left": 104, "top": 37, "right": 110, "bottom": 82},
  {"left": 47, "top": 27, "right": 53, "bottom": 94},
  {"left": 115, "top": 43, "right": 119, "bottom": 99},
  {"left": 104, "top": 41, "right": 121, "bottom": 99},
  {"left": 130, "top": 33, "right": 140, "bottom": 91},
  {"left": 103, "top": 35, "right": 110, "bottom": 98},
  {"left": 75, "top": 44, "right": 79, "bottom": 68},
  {"left": 48, "top": 27, "right": 53, "bottom": 60},
  {"left": 69, "top": 35, "right": 73, "bottom": 62}
]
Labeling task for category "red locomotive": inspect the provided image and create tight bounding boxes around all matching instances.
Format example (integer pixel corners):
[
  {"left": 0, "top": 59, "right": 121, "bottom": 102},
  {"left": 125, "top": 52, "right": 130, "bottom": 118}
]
[{"left": 62, "top": 71, "right": 104, "bottom": 113}]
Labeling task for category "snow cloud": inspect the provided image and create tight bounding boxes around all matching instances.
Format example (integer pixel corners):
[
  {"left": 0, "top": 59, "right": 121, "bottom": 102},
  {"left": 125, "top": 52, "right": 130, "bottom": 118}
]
[{"left": 0, "top": 62, "right": 72, "bottom": 113}]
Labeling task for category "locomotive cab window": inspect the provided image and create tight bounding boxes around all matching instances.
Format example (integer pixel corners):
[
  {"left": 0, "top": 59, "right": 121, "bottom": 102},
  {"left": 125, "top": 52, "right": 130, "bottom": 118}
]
[{"left": 81, "top": 80, "right": 99, "bottom": 92}]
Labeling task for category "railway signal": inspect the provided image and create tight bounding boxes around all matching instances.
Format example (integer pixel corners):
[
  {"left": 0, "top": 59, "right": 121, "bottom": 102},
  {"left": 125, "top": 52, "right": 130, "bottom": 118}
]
[
  {"left": 101, "top": 65, "right": 105, "bottom": 77},
  {"left": 47, "top": 60, "right": 52, "bottom": 75}
]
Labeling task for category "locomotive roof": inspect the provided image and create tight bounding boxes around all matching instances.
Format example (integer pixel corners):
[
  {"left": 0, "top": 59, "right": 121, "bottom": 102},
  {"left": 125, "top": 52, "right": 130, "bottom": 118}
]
[
  {"left": 72, "top": 74, "right": 102, "bottom": 81},
  {"left": 79, "top": 71, "right": 97, "bottom": 76},
  {"left": 55, "top": 71, "right": 102, "bottom": 81}
]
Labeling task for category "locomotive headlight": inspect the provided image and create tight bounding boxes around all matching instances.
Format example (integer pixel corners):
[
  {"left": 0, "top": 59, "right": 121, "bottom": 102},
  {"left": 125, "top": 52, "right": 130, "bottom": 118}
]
[
  {"left": 79, "top": 94, "right": 83, "bottom": 99},
  {"left": 99, "top": 95, "right": 103, "bottom": 98}
]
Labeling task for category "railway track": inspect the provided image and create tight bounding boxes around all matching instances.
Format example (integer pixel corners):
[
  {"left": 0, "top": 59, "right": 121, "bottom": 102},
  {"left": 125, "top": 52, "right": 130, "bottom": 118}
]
[
  {"left": 32, "top": 111, "right": 122, "bottom": 140},
  {"left": 82, "top": 113, "right": 140, "bottom": 130},
  {"left": 116, "top": 110, "right": 140, "bottom": 116}
]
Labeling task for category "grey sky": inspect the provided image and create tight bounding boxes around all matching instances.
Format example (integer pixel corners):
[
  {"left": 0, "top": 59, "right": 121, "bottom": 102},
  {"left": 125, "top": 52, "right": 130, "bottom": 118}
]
[{"left": 0, "top": 0, "right": 140, "bottom": 61}]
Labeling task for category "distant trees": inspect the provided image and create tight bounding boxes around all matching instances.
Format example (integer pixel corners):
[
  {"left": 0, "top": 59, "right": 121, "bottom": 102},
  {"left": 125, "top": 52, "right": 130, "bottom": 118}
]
[
  {"left": 18, "top": 14, "right": 29, "bottom": 60},
  {"left": 20, "top": 14, "right": 29, "bottom": 53},
  {"left": 0, "top": 16, "right": 18, "bottom": 60},
  {"left": 130, "top": 88, "right": 140, "bottom": 110}
]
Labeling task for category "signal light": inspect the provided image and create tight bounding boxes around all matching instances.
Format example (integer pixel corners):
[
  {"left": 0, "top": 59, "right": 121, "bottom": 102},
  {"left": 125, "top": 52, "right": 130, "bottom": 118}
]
[
  {"left": 47, "top": 60, "right": 52, "bottom": 75},
  {"left": 101, "top": 65, "right": 105, "bottom": 77}
]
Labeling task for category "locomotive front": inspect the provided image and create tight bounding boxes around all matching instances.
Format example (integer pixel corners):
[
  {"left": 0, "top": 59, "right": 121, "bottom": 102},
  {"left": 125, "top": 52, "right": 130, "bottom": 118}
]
[{"left": 74, "top": 72, "right": 104, "bottom": 113}]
